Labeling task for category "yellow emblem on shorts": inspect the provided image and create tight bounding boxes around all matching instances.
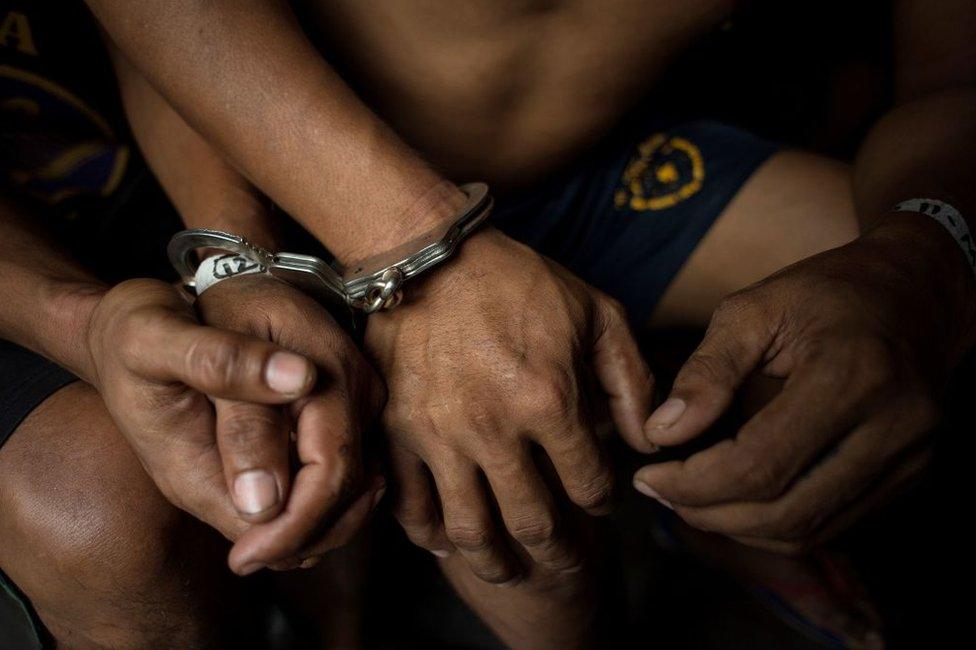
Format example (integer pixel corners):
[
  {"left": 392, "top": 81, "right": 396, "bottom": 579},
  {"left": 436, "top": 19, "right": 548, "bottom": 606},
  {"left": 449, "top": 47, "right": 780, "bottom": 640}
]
[{"left": 614, "top": 133, "right": 705, "bottom": 211}]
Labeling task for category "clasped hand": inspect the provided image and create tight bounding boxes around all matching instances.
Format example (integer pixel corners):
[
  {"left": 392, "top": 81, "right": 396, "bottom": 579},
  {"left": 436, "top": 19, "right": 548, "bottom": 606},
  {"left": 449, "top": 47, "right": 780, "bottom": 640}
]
[{"left": 86, "top": 276, "right": 385, "bottom": 574}]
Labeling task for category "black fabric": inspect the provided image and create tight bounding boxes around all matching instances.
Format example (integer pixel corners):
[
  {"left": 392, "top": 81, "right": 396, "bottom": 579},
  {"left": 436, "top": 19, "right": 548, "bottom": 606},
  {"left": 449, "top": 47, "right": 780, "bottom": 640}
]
[{"left": 0, "top": 339, "right": 76, "bottom": 448}]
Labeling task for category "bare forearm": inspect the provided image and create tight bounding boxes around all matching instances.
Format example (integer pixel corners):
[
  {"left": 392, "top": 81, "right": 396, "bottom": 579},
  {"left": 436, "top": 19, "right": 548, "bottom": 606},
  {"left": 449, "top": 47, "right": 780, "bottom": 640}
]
[
  {"left": 88, "top": 0, "right": 462, "bottom": 264},
  {"left": 109, "top": 44, "right": 280, "bottom": 250},
  {"left": 853, "top": 87, "right": 976, "bottom": 353},
  {"left": 854, "top": 87, "right": 976, "bottom": 223},
  {"left": 0, "top": 199, "right": 105, "bottom": 381}
]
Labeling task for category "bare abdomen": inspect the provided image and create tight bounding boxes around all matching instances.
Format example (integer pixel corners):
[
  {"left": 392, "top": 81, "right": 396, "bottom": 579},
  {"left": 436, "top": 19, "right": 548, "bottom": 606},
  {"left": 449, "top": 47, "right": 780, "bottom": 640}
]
[{"left": 295, "top": 0, "right": 732, "bottom": 186}]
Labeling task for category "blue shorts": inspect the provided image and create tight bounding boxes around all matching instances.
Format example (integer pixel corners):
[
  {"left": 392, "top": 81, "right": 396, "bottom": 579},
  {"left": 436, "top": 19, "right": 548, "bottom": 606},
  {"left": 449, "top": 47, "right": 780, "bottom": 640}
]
[{"left": 492, "top": 119, "right": 780, "bottom": 324}]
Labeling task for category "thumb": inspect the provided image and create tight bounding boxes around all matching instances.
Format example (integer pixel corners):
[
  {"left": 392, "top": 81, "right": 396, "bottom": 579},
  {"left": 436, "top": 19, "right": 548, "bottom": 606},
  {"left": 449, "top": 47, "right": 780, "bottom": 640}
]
[
  {"left": 215, "top": 399, "right": 292, "bottom": 523},
  {"left": 131, "top": 312, "right": 317, "bottom": 403},
  {"left": 592, "top": 297, "right": 657, "bottom": 453},
  {"left": 645, "top": 296, "right": 769, "bottom": 447}
]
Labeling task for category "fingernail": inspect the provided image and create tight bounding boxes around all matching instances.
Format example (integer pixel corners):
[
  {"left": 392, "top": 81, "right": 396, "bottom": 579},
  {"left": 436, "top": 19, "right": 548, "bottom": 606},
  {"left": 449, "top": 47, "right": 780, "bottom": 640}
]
[
  {"left": 497, "top": 576, "right": 522, "bottom": 589},
  {"left": 233, "top": 469, "right": 279, "bottom": 514},
  {"left": 371, "top": 485, "right": 387, "bottom": 509},
  {"left": 633, "top": 478, "right": 673, "bottom": 510},
  {"left": 265, "top": 352, "right": 312, "bottom": 395},
  {"left": 431, "top": 549, "right": 451, "bottom": 558},
  {"left": 645, "top": 398, "right": 686, "bottom": 432},
  {"left": 238, "top": 562, "right": 266, "bottom": 576}
]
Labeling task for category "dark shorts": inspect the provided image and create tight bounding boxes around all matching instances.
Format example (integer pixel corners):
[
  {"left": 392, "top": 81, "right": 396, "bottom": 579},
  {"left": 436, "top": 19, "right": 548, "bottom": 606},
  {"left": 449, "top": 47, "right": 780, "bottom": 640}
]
[
  {"left": 492, "top": 119, "right": 779, "bottom": 324},
  {"left": 0, "top": 341, "right": 77, "bottom": 449}
]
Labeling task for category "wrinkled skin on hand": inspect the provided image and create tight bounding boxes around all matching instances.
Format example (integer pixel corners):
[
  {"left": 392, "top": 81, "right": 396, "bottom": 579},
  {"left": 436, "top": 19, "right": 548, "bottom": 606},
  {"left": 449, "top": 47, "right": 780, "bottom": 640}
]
[
  {"left": 366, "top": 228, "right": 654, "bottom": 584},
  {"left": 87, "top": 277, "right": 385, "bottom": 574},
  {"left": 636, "top": 217, "right": 975, "bottom": 554}
]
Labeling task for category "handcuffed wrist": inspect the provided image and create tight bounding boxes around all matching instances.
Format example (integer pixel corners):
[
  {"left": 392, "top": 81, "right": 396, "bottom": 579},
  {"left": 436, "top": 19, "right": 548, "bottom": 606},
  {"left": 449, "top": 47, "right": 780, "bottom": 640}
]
[
  {"left": 333, "top": 180, "right": 468, "bottom": 264},
  {"left": 169, "top": 183, "right": 493, "bottom": 314},
  {"left": 194, "top": 253, "right": 271, "bottom": 296}
]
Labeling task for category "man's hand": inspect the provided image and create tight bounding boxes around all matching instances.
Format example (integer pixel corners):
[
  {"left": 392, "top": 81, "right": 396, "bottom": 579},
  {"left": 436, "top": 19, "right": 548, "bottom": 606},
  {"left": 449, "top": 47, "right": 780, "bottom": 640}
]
[
  {"left": 197, "top": 274, "right": 387, "bottom": 572},
  {"left": 634, "top": 215, "right": 974, "bottom": 554},
  {"left": 367, "top": 228, "right": 654, "bottom": 584},
  {"left": 86, "top": 278, "right": 384, "bottom": 574}
]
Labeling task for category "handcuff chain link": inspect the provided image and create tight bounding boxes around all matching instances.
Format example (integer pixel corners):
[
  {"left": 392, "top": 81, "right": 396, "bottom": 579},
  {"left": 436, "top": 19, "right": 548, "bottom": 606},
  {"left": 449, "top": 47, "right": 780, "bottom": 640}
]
[{"left": 362, "top": 267, "right": 404, "bottom": 313}]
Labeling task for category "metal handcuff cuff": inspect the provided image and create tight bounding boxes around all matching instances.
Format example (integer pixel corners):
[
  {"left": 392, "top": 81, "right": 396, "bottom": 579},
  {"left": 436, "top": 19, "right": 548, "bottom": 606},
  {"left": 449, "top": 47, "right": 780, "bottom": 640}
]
[{"left": 167, "top": 182, "right": 493, "bottom": 314}]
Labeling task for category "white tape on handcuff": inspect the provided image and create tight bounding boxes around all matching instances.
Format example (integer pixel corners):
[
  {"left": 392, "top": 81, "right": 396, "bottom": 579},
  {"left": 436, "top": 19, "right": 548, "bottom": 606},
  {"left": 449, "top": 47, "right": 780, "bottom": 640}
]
[
  {"left": 894, "top": 198, "right": 976, "bottom": 280},
  {"left": 194, "top": 253, "right": 269, "bottom": 295}
]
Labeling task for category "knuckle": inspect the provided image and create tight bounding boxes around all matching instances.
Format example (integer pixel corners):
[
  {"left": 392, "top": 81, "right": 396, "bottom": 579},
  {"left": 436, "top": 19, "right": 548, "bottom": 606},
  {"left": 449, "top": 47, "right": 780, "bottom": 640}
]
[
  {"left": 397, "top": 512, "right": 438, "bottom": 548},
  {"left": 601, "top": 295, "right": 628, "bottom": 323},
  {"left": 521, "top": 376, "right": 572, "bottom": 421},
  {"left": 186, "top": 337, "right": 246, "bottom": 388},
  {"left": 395, "top": 501, "right": 439, "bottom": 537},
  {"left": 154, "top": 388, "right": 209, "bottom": 418},
  {"left": 509, "top": 514, "right": 558, "bottom": 548},
  {"left": 220, "top": 410, "right": 279, "bottom": 448},
  {"left": 677, "top": 352, "right": 734, "bottom": 391},
  {"left": 734, "top": 449, "right": 786, "bottom": 499},
  {"left": 546, "top": 549, "right": 584, "bottom": 573},
  {"left": 445, "top": 523, "right": 494, "bottom": 552},
  {"left": 473, "top": 564, "right": 518, "bottom": 585},
  {"left": 461, "top": 399, "right": 497, "bottom": 433},
  {"left": 569, "top": 469, "right": 614, "bottom": 510},
  {"left": 712, "top": 292, "right": 756, "bottom": 325}
]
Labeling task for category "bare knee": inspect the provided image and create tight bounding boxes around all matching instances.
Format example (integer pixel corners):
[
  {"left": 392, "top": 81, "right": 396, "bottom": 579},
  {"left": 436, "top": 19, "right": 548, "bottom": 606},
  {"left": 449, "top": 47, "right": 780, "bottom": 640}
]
[{"left": 0, "top": 383, "right": 229, "bottom": 647}]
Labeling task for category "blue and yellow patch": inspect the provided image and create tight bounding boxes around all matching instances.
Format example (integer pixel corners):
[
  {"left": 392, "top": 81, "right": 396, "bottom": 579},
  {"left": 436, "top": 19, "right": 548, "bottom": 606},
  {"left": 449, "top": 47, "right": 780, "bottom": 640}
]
[{"left": 614, "top": 133, "right": 704, "bottom": 211}]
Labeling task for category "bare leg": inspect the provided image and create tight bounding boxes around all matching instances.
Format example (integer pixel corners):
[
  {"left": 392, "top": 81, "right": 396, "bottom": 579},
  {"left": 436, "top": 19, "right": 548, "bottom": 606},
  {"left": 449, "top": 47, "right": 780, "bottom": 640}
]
[
  {"left": 653, "top": 150, "right": 858, "bottom": 328},
  {"left": 0, "top": 383, "right": 241, "bottom": 648}
]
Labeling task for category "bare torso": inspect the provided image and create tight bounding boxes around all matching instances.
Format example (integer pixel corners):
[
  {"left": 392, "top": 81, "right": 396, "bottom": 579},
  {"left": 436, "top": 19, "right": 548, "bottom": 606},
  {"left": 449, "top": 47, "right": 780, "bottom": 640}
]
[{"left": 296, "top": 0, "right": 737, "bottom": 185}]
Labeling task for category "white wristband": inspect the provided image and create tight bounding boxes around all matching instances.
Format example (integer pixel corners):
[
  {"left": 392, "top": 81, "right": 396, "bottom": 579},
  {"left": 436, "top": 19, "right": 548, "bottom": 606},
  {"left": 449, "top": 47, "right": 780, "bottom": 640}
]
[
  {"left": 194, "top": 253, "right": 268, "bottom": 295},
  {"left": 893, "top": 198, "right": 976, "bottom": 280}
]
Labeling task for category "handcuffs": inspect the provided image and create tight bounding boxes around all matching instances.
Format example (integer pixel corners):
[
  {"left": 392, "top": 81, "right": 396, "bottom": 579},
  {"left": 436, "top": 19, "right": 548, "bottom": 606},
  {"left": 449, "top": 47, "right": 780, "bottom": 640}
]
[{"left": 168, "top": 182, "right": 493, "bottom": 314}]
